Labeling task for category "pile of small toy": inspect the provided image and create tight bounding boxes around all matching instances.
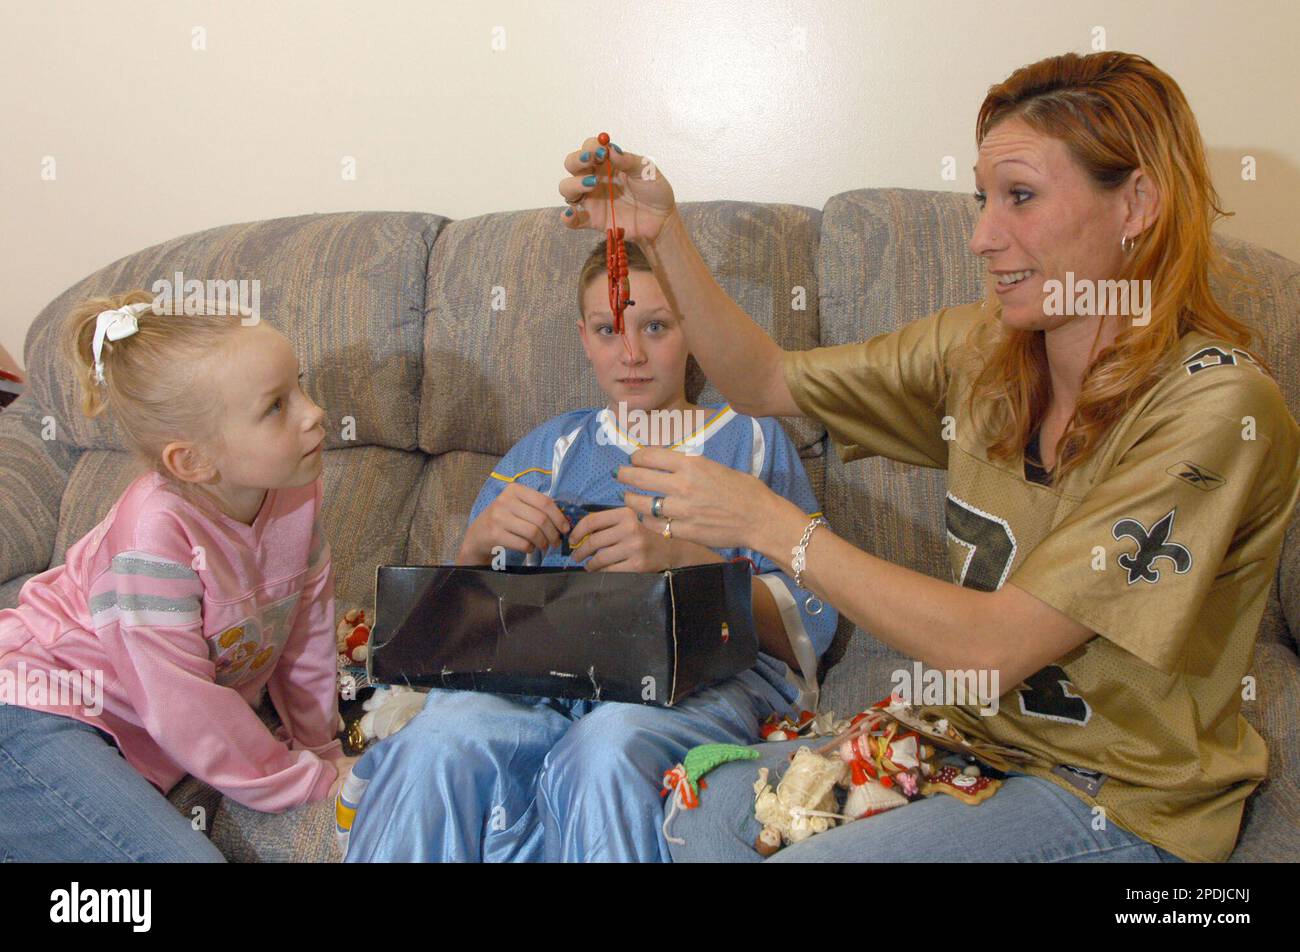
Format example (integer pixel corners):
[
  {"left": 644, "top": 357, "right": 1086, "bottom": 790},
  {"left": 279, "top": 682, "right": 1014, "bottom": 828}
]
[
  {"left": 758, "top": 708, "right": 828, "bottom": 741},
  {"left": 336, "top": 608, "right": 372, "bottom": 665},
  {"left": 662, "top": 699, "right": 1032, "bottom": 856},
  {"left": 335, "top": 607, "right": 426, "bottom": 752}
]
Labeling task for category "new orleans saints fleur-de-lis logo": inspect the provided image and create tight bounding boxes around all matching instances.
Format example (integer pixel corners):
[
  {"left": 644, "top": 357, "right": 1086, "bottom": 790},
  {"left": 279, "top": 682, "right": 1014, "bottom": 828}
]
[{"left": 1112, "top": 508, "right": 1193, "bottom": 585}]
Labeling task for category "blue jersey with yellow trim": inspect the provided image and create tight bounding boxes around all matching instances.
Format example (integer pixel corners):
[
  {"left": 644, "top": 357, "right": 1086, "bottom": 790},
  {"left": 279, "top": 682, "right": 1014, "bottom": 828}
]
[{"left": 470, "top": 403, "right": 836, "bottom": 707}]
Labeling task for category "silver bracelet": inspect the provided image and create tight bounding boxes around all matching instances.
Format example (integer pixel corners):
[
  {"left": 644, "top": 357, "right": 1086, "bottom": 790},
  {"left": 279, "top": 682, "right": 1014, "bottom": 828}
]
[{"left": 790, "top": 516, "right": 828, "bottom": 616}]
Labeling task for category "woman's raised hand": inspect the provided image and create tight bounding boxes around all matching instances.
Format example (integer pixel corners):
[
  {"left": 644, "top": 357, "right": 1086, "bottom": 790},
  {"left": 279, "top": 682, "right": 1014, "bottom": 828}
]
[{"left": 559, "top": 136, "right": 677, "bottom": 245}]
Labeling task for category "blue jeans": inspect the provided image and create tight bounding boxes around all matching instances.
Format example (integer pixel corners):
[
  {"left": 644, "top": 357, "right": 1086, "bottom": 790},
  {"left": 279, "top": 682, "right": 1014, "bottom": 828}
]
[
  {"left": 343, "top": 671, "right": 791, "bottom": 863},
  {"left": 667, "top": 740, "right": 1186, "bottom": 863},
  {"left": 0, "top": 703, "right": 225, "bottom": 862}
]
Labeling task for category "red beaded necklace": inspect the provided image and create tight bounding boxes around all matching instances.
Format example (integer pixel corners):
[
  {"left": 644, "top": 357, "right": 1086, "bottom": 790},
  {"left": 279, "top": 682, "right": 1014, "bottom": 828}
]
[{"left": 597, "top": 132, "right": 635, "bottom": 356}]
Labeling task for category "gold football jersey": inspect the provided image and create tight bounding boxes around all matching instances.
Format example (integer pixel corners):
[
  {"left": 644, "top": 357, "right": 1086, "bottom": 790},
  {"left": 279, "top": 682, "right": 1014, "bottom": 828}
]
[{"left": 785, "top": 301, "right": 1300, "bottom": 862}]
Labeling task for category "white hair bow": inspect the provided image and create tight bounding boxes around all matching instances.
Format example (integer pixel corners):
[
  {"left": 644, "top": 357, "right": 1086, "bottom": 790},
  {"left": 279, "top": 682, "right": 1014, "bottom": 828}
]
[{"left": 91, "top": 302, "right": 152, "bottom": 384}]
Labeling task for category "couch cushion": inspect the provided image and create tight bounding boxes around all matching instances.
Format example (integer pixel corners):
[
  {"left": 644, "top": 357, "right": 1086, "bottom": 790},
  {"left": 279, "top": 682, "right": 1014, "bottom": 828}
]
[
  {"left": 318, "top": 446, "right": 426, "bottom": 606},
  {"left": 405, "top": 450, "right": 498, "bottom": 566},
  {"left": 1213, "top": 237, "right": 1300, "bottom": 654},
  {"left": 1280, "top": 518, "right": 1300, "bottom": 652},
  {"left": 165, "top": 776, "right": 223, "bottom": 839},
  {"left": 176, "top": 693, "right": 340, "bottom": 862},
  {"left": 1228, "top": 640, "right": 1300, "bottom": 861},
  {"left": 25, "top": 211, "right": 444, "bottom": 454},
  {"left": 0, "top": 573, "right": 35, "bottom": 611},
  {"left": 0, "top": 397, "right": 79, "bottom": 584},
  {"left": 818, "top": 453, "right": 950, "bottom": 714},
  {"left": 212, "top": 796, "right": 340, "bottom": 862},
  {"left": 817, "top": 189, "right": 984, "bottom": 710},
  {"left": 818, "top": 188, "right": 984, "bottom": 345},
  {"left": 418, "top": 201, "right": 825, "bottom": 459}
]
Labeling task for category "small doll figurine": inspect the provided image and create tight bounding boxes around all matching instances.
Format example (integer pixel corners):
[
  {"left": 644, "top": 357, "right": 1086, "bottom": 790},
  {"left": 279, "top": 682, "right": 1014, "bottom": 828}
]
[
  {"left": 335, "top": 608, "right": 371, "bottom": 664},
  {"left": 752, "top": 747, "right": 846, "bottom": 847}
]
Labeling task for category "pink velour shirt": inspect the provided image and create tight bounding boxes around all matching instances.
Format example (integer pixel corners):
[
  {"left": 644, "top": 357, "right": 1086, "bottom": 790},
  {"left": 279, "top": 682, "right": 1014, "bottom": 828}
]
[{"left": 0, "top": 471, "right": 342, "bottom": 812}]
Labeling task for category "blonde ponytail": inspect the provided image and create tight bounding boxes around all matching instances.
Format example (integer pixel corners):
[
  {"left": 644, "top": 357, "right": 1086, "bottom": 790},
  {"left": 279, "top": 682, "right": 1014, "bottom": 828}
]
[
  {"left": 67, "top": 290, "right": 155, "bottom": 418},
  {"left": 63, "top": 290, "right": 250, "bottom": 470}
]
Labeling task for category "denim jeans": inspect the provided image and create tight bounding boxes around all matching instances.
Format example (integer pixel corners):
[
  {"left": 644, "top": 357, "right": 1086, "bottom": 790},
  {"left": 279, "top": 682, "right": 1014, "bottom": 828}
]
[
  {"left": 667, "top": 739, "right": 1186, "bottom": 863},
  {"left": 0, "top": 703, "right": 225, "bottom": 862}
]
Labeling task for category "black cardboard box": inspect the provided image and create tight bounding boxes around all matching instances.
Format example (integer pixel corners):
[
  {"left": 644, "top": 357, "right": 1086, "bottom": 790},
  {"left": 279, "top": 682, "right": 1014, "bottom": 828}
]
[{"left": 367, "top": 561, "right": 757, "bottom": 706}]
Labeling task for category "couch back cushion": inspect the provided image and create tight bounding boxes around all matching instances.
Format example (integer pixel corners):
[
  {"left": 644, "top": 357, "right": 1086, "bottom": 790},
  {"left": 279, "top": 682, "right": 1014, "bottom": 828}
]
[
  {"left": 405, "top": 450, "right": 500, "bottom": 566},
  {"left": 25, "top": 211, "right": 444, "bottom": 454},
  {"left": 816, "top": 190, "right": 984, "bottom": 711},
  {"left": 417, "top": 201, "right": 827, "bottom": 461},
  {"left": 1211, "top": 234, "right": 1300, "bottom": 651}
]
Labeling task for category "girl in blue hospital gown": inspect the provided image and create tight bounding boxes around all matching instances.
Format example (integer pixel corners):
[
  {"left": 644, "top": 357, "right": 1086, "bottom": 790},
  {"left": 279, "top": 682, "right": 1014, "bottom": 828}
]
[{"left": 339, "top": 403, "right": 836, "bottom": 861}]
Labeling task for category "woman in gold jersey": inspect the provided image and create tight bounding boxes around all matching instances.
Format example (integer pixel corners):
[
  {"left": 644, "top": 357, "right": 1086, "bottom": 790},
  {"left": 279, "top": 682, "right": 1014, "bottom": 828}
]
[{"left": 557, "top": 51, "right": 1300, "bottom": 862}]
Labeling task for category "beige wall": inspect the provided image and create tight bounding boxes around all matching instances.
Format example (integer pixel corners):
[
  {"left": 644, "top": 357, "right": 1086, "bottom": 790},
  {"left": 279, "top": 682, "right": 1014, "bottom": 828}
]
[{"left": 2, "top": 0, "right": 1297, "bottom": 371}]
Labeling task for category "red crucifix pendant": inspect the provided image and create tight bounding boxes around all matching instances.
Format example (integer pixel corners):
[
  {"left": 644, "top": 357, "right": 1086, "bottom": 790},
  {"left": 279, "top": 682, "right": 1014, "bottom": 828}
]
[{"left": 598, "top": 132, "right": 634, "bottom": 336}]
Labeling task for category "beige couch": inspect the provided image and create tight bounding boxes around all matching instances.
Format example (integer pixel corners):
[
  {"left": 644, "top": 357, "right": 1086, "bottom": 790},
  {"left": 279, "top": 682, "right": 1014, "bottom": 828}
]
[{"left": 2, "top": 190, "right": 1296, "bottom": 861}]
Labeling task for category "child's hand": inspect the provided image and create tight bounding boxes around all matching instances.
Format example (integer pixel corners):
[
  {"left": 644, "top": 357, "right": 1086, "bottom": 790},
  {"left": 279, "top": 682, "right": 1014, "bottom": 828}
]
[
  {"left": 327, "top": 754, "right": 361, "bottom": 802},
  {"left": 558, "top": 137, "right": 677, "bottom": 245},
  {"left": 459, "top": 482, "right": 571, "bottom": 564},
  {"left": 568, "top": 506, "right": 676, "bottom": 572}
]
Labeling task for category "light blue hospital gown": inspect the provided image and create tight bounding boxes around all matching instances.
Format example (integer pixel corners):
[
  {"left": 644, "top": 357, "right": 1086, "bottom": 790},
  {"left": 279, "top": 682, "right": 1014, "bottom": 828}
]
[{"left": 341, "top": 404, "right": 837, "bottom": 862}]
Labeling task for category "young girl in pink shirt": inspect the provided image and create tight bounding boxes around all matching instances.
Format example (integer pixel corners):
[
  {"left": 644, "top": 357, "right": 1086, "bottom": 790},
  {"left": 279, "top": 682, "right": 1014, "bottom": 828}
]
[{"left": 0, "top": 290, "right": 352, "bottom": 862}]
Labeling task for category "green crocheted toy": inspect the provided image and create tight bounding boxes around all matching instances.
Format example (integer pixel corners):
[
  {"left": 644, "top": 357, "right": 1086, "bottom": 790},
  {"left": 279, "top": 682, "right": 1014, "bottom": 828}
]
[
  {"left": 683, "top": 743, "right": 760, "bottom": 795},
  {"left": 661, "top": 743, "right": 762, "bottom": 844}
]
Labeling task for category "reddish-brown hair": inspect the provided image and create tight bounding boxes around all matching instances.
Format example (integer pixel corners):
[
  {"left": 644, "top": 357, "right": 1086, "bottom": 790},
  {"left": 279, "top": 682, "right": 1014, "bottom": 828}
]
[{"left": 964, "top": 51, "right": 1257, "bottom": 480}]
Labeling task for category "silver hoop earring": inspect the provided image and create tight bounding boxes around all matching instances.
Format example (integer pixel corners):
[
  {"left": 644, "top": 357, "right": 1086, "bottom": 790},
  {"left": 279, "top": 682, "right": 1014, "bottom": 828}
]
[{"left": 1120, "top": 233, "right": 1135, "bottom": 254}]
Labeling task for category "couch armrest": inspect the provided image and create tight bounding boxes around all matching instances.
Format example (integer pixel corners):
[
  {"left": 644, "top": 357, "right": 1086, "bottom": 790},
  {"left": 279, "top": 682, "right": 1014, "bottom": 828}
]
[
  {"left": 0, "top": 396, "right": 79, "bottom": 586},
  {"left": 1279, "top": 513, "right": 1300, "bottom": 653},
  {"left": 1231, "top": 640, "right": 1300, "bottom": 861}
]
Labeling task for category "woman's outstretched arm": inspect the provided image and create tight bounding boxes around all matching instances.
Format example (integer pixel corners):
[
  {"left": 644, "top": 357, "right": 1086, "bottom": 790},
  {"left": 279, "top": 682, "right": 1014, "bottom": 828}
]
[
  {"left": 642, "top": 211, "right": 801, "bottom": 419},
  {"left": 748, "top": 500, "right": 1093, "bottom": 692}
]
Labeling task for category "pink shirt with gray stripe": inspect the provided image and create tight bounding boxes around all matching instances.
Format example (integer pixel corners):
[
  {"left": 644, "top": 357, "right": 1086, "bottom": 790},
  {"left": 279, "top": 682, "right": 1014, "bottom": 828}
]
[{"left": 0, "top": 471, "right": 341, "bottom": 813}]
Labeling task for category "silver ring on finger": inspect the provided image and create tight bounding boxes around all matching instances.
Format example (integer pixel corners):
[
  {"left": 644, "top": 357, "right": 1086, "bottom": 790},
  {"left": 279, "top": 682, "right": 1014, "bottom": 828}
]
[{"left": 651, "top": 496, "right": 666, "bottom": 519}]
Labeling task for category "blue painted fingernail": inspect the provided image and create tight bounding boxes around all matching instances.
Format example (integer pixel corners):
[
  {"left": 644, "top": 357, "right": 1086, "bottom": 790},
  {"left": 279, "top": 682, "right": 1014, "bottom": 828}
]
[
  {"left": 612, "top": 143, "right": 623, "bottom": 154},
  {"left": 610, "top": 467, "right": 620, "bottom": 479},
  {"left": 564, "top": 207, "right": 573, "bottom": 217},
  {"left": 580, "top": 151, "right": 590, "bottom": 162},
  {"left": 582, "top": 175, "right": 597, "bottom": 187},
  {"left": 595, "top": 147, "right": 606, "bottom": 161}
]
